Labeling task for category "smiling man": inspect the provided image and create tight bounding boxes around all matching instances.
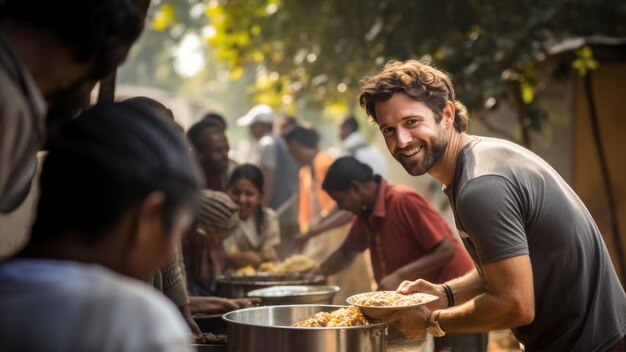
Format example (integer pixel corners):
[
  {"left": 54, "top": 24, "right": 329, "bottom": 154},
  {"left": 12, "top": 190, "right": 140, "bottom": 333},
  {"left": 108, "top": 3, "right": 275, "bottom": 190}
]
[{"left": 358, "top": 60, "right": 626, "bottom": 352}]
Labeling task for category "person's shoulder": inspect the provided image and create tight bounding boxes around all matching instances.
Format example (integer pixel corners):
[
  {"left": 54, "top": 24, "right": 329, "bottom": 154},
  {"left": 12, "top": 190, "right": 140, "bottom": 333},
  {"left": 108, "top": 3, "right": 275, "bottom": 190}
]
[
  {"left": 262, "top": 207, "right": 280, "bottom": 224},
  {"left": 0, "top": 69, "right": 28, "bottom": 116},
  {"left": 259, "top": 133, "right": 278, "bottom": 147}
]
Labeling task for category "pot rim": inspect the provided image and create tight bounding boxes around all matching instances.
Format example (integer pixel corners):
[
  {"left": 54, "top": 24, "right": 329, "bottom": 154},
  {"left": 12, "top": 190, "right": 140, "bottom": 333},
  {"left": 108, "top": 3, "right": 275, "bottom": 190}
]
[{"left": 222, "top": 304, "right": 387, "bottom": 330}]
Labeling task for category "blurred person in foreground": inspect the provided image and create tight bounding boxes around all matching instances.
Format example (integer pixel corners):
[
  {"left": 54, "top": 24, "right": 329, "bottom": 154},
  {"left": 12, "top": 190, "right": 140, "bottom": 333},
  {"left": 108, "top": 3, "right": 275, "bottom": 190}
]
[
  {"left": 315, "top": 156, "right": 486, "bottom": 351},
  {"left": 0, "top": 0, "right": 146, "bottom": 213},
  {"left": 0, "top": 102, "right": 198, "bottom": 352},
  {"left": 358, "top": 59, "right": 626, "bottom": 351},
  {"left": 123, "top": 97, "right": 255, "bottom": 331}
]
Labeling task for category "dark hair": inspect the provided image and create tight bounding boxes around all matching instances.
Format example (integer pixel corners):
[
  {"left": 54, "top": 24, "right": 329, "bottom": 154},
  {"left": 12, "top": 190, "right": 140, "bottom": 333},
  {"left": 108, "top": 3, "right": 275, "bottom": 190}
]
[
  {"left": 123, "top": 96, "right": 174, "bottom": 121},
  {"left": 227, "top": 164, "right": 266, "bottom": 234},
  {"left": 2, "top": 0, "right": 145, "bottom": 79},
  {"left": 186, "top": 119, "right": 223, "bottom": 149},
  {"left": 359, "top": 60, "right": 469, "bottom": 132},
  {"left": 341, "top": 116, "right": 359, "bottom": 133},
  {"left": 283, "top": 126, "right": 319, "bottom": 149},
  {"left": 202, "top": 112, "right": 227, "bottom": 130},
  {"left": 29, "top": 102, "right": 201, "bottom": 245},
  {"left": 322, "top": 157, "right": 376, "bottom": 192}
]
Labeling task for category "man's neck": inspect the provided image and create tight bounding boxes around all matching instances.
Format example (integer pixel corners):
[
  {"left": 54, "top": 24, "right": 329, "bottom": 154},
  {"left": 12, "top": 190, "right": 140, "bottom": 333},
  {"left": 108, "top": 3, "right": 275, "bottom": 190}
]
[{"left": 428, "top": 131, "right": 471, "bottom": 187}]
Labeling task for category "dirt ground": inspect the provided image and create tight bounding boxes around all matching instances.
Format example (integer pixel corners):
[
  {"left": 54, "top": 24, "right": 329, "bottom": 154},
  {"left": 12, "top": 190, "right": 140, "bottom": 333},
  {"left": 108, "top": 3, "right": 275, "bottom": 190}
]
[{"left": 487, "top": 330, "right": 521, "bottom": 351}]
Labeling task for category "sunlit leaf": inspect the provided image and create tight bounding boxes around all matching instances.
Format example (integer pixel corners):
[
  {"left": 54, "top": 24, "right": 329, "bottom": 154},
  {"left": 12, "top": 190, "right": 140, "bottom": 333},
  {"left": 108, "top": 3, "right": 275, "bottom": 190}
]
[
  {"left": 521, "top": 81, "right": 534, "bottom": 104},
  {"left": 151, "top": 3, "right": 177, "bottom": 32}
]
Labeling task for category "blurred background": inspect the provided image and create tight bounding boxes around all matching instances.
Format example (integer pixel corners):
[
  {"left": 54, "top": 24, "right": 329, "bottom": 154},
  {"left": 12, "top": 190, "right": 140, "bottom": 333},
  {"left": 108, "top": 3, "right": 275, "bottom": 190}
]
[{"left": 115, "top": 0, "right": 626, "bottom": 295}]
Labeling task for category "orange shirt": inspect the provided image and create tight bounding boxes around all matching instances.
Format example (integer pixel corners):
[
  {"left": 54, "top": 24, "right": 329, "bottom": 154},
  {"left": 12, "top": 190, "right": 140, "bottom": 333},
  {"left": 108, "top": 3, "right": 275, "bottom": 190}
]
[{"left": 298, "top": 151, "right": 335, "bottom": 232}]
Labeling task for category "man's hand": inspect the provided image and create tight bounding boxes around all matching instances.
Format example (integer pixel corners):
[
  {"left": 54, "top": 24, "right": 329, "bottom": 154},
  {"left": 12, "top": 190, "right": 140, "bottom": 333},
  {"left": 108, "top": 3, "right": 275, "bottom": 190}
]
[
  {"left": 292, "top": 232, "right": 311, "bottom": 253},
  {"left": 397, "top": 279, "right": 448, "bottom": 311},
  {"left": 368, "top": 305, "right": 430, "bottom": 340},
  {"left": 377, "top": 272, "right": 403, "bottom": 291},
  {"left": 179, "top": 303, "right": 202, "bottom": 334},
  {"left": 189, "top": 296, "right": 260, "bottom": 315}
]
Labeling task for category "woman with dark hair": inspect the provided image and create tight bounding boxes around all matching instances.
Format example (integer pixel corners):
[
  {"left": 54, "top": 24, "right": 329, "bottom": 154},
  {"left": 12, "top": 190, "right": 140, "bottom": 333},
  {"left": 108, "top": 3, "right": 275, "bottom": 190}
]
[
  {"left": 224, "top": 164, "right": 281, "bottom": 269},
  {"left": 0, "top": 102, "right": 200, "bottom": 351}
]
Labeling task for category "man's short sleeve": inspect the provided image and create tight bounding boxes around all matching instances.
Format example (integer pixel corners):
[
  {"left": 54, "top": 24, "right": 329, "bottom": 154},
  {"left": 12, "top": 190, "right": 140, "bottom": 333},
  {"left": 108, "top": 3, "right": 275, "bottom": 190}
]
[{"left": 456, "top": 175, "right": 529, "bottom": 264}]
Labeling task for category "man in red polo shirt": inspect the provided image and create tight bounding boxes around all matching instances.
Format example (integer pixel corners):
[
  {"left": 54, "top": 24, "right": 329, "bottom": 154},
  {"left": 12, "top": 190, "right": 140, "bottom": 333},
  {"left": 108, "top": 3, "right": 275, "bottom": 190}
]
[{"left": 315, "top": 156, "right": 486, "bottom": 351}]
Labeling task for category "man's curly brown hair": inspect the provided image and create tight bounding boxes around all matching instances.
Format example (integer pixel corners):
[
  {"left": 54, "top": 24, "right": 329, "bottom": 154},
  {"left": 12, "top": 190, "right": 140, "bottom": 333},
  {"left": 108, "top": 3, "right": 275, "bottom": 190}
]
[{"left": 358, "top": 60, "right": 469, "bottom": 132}]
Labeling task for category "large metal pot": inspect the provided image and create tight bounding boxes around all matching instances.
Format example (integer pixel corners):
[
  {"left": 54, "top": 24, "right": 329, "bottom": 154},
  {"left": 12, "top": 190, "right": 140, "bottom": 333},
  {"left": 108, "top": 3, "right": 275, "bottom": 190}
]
[
  {"left": 247, "top": 285, "right": 340, "bottom": 305},
  {"left": 216, "top": 273, "right": 325, "bottom": 298},
  {"left": 223, "top": 305, "right": 387, "bottom": 352}
]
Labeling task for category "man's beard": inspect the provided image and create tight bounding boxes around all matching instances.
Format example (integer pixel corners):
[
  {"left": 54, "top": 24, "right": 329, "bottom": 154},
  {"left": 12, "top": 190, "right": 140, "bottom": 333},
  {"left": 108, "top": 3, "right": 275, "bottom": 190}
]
[{"left": 395, "top": 127, "right": 448, "bottom": 176}]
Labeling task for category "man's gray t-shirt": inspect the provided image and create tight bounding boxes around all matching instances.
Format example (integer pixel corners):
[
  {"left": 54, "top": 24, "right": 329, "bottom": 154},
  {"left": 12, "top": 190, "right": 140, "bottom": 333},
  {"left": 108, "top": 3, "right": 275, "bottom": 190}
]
[{"left": 445, "top": 136, "right": 626, "bottom": 352}]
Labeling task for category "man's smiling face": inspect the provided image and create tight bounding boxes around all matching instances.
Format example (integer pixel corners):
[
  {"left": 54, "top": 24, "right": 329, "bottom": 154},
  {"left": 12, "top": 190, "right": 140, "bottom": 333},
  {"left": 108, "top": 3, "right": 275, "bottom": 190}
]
[{"left": 375, "top": 93, "right": 449, "bottom": 176}]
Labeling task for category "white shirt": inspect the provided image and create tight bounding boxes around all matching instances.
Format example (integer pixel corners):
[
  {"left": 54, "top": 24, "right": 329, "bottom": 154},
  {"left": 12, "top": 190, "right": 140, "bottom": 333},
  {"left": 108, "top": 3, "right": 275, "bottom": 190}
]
[
  {"left": 0, "top": 259, "right": 193, "bottom": 352},
  {"left": 223, "top": 207, "right": 280, "bottom": 254},
  {"left": 342, "top": 131, "right": 390, "bottom": 180}
]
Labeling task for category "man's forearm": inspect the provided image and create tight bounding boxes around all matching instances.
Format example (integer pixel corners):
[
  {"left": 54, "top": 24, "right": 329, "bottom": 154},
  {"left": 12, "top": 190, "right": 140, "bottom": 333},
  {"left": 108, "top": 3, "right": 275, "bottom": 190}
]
[
  {"left": 444, "top": 269, "right": 486, "bottom": 306},
  {"left": 439, "top": 255, "right": 535, "bottom": 333}
]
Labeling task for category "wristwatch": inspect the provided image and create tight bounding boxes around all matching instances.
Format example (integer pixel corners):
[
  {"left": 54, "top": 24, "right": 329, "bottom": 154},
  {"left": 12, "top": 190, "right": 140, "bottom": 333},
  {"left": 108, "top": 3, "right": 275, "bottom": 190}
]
[{"left": 426, "top": 310, "right": 446, "bottom": 337}]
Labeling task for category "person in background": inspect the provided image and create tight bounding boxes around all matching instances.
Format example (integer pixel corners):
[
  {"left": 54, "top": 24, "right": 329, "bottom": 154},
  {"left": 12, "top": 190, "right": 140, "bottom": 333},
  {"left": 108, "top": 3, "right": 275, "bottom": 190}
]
[
  {"left": 182, "top": 188, "right": 260, "bottom": 311},
  {"left": 187, "top": 120, "right": 233, "bottom": 191},
  {"left": 316, "top": 156, "right": 487, "bottom": 351},
  {"left": 0, "top": 102, "right": 199, "bottom": 352},
  {"left": 182, "top": 190, "right": 236, "bottom": 295},
  {"left": 0, "top": 0, "right": 146, "bottom": 213},
  {"left": 238, "top": 105, "right": 300, "bottom": 259},
  {"left": 275, "top": 115, "right": 299, "bottom": 138},
  {"left": 202, "top": 111, "right": 228, "bottom": 131},
  {"left": 338, "top": 115, "right": 390, "bottom": 180},
  {"left": 358, "top": 59, "right": 626, "bottom": 351},
  {"left": 284, "top": 126, "right": 371, "bottom": 304},
  {"left": 224, "top": 164, "right": 281, "bottom": 269}
]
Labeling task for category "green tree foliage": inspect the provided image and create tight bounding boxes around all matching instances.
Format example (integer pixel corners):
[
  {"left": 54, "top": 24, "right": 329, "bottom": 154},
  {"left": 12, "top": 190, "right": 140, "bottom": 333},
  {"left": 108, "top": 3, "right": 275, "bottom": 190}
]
[
  {"left": 203, "top": 0, "right": 626, "bottom": 129},
  {"left": 120, "top": 0, "right": 625, "bottom": 134}
]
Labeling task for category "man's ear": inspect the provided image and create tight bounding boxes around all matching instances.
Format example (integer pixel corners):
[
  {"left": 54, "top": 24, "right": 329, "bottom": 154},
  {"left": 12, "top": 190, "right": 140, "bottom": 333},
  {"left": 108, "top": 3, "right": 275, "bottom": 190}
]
[
  {"left": 134, "top": 191, "right": 166, "bottom": 249},
  {"left": 350, "top": 181, "right": 364, "bottom": 195},
  {"left": 442, "top": 101, "right": 456, "bottom": 129}
]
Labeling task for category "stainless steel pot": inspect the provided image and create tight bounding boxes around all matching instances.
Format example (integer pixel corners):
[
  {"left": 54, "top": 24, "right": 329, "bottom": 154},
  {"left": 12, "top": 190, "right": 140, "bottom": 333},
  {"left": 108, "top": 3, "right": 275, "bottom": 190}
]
[
  {"left": 216, "top": 273, "right": 325, "bottom": 298},
  {"left": 223, "top": 305, "right": 387, "bottom": 352},
  {"left": 247, "top": 285, "right": 340, "bottom": 305}
]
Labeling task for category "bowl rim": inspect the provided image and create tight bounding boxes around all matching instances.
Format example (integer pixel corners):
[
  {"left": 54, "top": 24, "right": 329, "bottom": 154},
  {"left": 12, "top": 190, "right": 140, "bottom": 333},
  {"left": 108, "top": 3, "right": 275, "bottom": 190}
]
[{"left": 346, "top": 291, "right": 439, "bottom": 311}]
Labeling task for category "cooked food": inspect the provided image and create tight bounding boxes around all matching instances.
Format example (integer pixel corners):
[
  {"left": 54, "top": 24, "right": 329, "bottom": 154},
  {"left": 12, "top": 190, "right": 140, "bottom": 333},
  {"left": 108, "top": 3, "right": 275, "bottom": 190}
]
[
  {"left": 234, "top": 255, "right": 316, "bottom": 275},
  {"left": 293, "top": 306, "right": 369, "bottom": 327},
  {"left": 235, "top": 265, "right": 256, "bottom": 275},
  {"left": 193, "top": 332, "right": 227, "bottom": 344},
  {"left": 276, "top": 254, "right": 315, "bottom": 273},
  {"left": 257, "top": 261, "right": 278, "bottom": 272},
  {"left": 355, "top": 291, "right": 425, "bottom": 307}
]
